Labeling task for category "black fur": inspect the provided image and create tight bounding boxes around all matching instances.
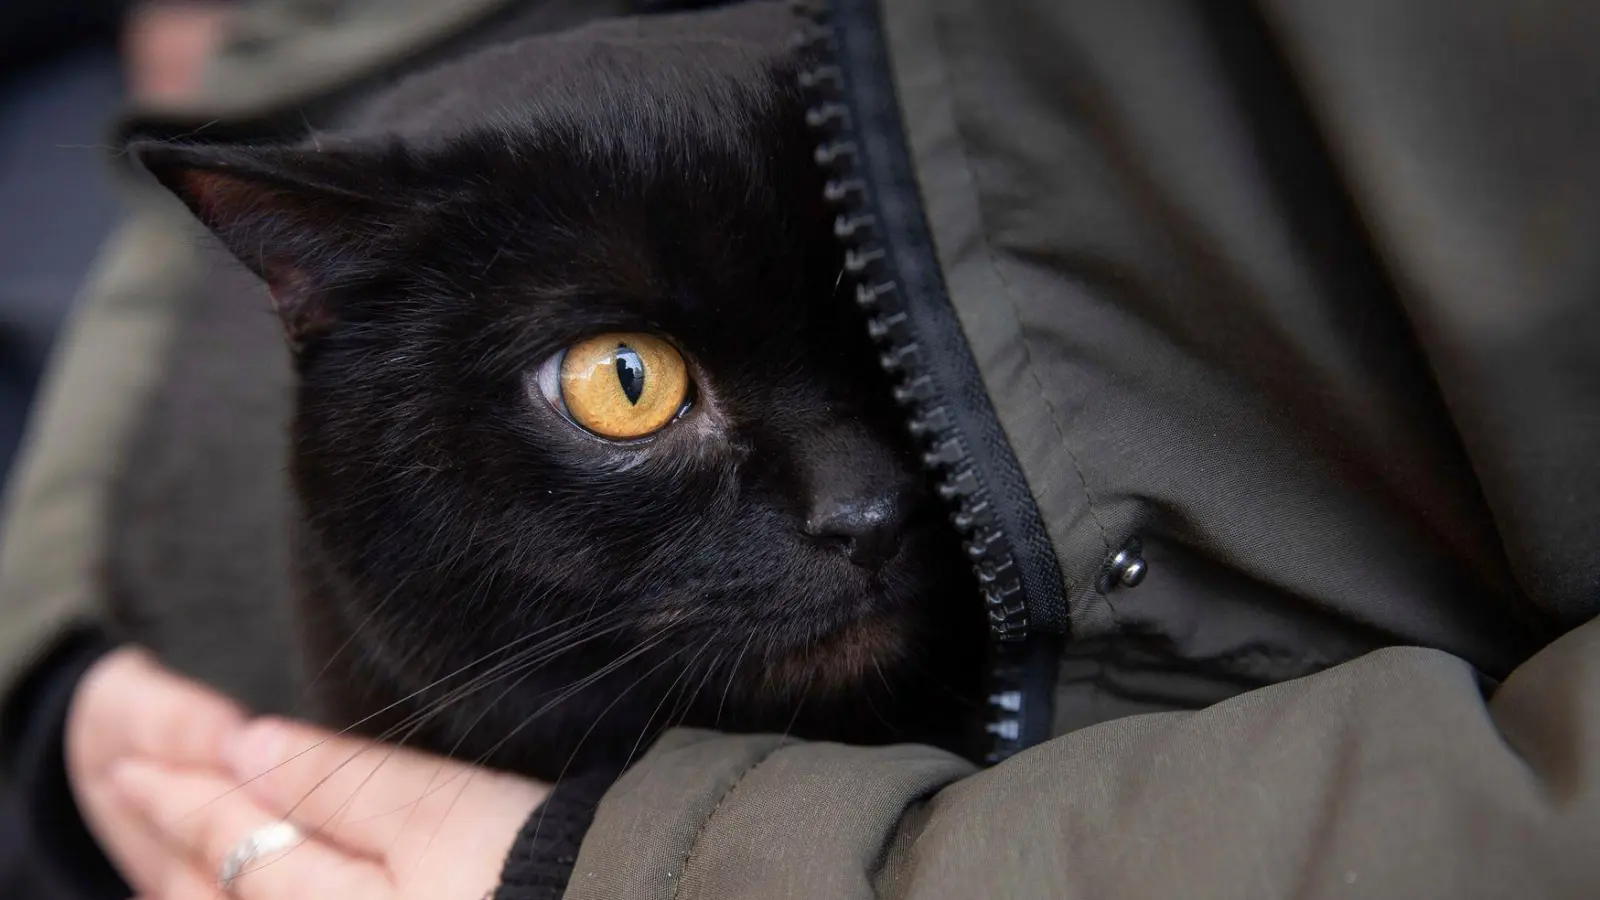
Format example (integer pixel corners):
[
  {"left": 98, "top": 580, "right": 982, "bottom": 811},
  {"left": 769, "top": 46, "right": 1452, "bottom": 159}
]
[{"left": 131, "top": 5, "right": 984, "bottom": 779}]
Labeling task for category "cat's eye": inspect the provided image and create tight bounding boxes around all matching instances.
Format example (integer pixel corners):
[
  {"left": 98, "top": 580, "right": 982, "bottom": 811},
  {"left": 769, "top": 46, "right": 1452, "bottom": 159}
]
[{"left": 548, "top": 333, "right": 690, "bottom": 439}]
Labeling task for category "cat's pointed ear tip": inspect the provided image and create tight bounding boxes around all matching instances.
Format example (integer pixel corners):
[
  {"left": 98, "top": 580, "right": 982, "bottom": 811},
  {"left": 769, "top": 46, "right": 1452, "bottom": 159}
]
[
  {"left": 123, "top": 141, "right": 222, "bottom": 200},
  {"left": 124, "top": 140, "right": 170, "bottom": 181},
  {"left": 125, "top": 139, "right": 200, "bottom": 173},
  {"left": 123, "top": 144, "right": 287, "bottom": 229}
]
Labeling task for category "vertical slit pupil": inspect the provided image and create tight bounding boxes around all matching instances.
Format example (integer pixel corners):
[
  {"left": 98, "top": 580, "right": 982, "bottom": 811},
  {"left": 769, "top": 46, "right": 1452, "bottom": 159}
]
[{"left": 615, "top": 345, "right": 645, "bottom": 405}]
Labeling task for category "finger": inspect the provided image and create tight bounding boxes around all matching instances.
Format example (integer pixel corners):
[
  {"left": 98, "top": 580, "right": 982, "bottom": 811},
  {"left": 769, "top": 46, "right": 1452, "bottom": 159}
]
[
  {"left": 226, "top": 718, "right": 545, "bottom": 863},
  {"left": 151, "top": 846, "right": 374, "bottom": 900},
  {"left": 75, "top": 647, "right": 247, "bottom": 766},
  {"left": 69, "top": 650, "right": 248, "bottom": 893},
  {"left": 112, "top": 760, "right": 384, "bottom": 900},
  {"left": 78, "top": 779, "right": 183, "bottom": 894}
]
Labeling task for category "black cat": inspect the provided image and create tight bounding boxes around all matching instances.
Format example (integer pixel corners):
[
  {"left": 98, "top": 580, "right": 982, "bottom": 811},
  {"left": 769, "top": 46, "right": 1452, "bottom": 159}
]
[{"left": 131, "top": 5, "right": 984, "bottom": 780}]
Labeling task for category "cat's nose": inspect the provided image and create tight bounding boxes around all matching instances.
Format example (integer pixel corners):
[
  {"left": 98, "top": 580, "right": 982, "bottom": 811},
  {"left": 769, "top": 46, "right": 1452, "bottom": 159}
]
[{"left": 804, "top": 486, "right": 911, "bottom": 571}]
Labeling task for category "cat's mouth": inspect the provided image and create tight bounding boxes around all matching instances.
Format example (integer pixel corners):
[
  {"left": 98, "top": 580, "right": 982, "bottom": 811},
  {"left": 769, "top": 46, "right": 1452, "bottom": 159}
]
[
  {"left": 754, "top": 610, "right": 911, "bottom": 698},
  {"left": 636, "top": 595, "right": 913, "bottom": 698}
]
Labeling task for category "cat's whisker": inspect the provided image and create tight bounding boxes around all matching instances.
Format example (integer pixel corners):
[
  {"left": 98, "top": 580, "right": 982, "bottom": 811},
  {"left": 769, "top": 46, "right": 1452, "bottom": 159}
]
[
  {"left": 372, "top": 616, "right": 677, "bottom": 807},
  {"left": 408, "top": 615, "right": 638, "bottom": 752},
  {"left": 521, "top": 640, "right": 699, "bottom": 855},
  {"left": 778, "top": 669, "right": 818, "bottom": 746},
  {"left": 390, "top": 751, "right": 480, "bottom": 889},
  {"left": 288, "top": 566, "right": 424, "bottom": 719},
  {"left": 870, "top": 656, "right": 896, "bottom": 700},
  {"left": 715, "top": 631, "right": 757, "bottom": 729},
  {"left": 550, "top": 641, "right": 693, "bottom": 783},
  {"left": 369, "top": 609, "right": 626, "bottom": 728},
  {"left": 670, "top": 646, "right": 727, "bottom": 731},
  {"left": 366, "top": 638, "right": 681, "bottom": 862},
  {"left": 351, "top": 613, "right": 635, "bottom": 761},
  {"left": 620, "top": 636, "right": 717, "bottom": 771},
  {"left": 218, "top": 610, "right": 630, "bottom": 825},
  {"left": 860, "top": 673, "right": 897, "bottom": 734},
  {"left": 268, "top": 614, "right": 644, "bottom": 848},
  {"left": 383, "top": 634, "right": 699, "bottom": 871},
  {"left": 363, "top": 614, "right": 624, "bottom": 749},
  {"left": 464, "top": 636, "right": 678, "bottom": 770}
]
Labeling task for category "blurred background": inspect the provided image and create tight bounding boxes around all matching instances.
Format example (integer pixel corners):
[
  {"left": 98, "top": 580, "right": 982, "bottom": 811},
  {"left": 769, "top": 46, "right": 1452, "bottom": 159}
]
[
  {"left": 0, "top": 1, "right": 235, "bottom": 480},
  {"left": 0, "top": 3, "right": 234, "bottom": 894}
]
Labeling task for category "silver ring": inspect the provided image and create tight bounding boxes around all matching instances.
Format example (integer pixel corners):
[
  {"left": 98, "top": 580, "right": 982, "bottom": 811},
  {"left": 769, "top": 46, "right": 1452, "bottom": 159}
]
[{"left": 218, "top": 821, "right": 303, "bottom": 892}]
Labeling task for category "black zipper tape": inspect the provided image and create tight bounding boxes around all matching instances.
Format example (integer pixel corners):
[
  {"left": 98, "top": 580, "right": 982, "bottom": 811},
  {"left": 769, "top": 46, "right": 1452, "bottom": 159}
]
[{"left": 792, "top": 0, "right": 1066, "bottom": 759}]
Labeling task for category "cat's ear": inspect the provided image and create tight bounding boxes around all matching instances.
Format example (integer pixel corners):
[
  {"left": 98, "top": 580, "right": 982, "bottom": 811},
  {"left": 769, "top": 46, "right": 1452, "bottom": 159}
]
[{"left": 131, "top": 140, "right": 398, "bottom": 347}]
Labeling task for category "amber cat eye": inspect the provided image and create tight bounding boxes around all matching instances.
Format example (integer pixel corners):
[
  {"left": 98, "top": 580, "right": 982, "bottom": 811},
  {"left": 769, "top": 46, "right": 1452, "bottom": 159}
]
[{"left": 558, "top": 333, "right": 689, "bottom": 439}]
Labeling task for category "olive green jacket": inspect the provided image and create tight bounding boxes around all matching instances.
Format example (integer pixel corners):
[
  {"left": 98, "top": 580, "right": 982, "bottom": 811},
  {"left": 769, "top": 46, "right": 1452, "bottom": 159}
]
[{"left": 3, "top": 0, "right": 1598, "bottom": 897}]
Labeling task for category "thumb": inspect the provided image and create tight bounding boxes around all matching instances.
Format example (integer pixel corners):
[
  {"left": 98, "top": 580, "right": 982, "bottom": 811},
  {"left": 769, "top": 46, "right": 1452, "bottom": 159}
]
[{"left": 225, "top": 718, "right": 548, "bottom": 864}]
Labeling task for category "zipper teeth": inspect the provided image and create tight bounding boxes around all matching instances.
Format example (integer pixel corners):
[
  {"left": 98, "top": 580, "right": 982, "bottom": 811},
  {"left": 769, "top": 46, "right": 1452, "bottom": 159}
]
[
  {"left": 793, "top": 1, "right": 1038, "bottom": 763},
  {"left": 792, "top": 2, "right": 1030, "bottom": 646}
]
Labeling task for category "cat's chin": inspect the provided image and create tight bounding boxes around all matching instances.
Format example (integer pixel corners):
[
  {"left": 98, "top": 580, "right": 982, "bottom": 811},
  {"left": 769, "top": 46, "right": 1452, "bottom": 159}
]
[{"left": 754, "top": 610, "right": 912, "bottom": 699}]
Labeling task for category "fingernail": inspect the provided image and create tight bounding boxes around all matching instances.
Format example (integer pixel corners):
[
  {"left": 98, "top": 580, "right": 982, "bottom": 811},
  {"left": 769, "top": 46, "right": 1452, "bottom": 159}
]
[{"left": 225, "top": 718, "right": 287, "bottom": 779}]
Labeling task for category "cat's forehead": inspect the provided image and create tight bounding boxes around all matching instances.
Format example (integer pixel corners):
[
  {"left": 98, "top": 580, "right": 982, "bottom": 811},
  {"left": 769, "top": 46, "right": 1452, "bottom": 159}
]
[
  {"left": 398, "top": 85, "right": 822, "bottom": 323},
  {"left": 409, "top": 116, "right": 839, "bottom": 374},
  {"left": 334, "top": 9, "right": 832, "bottom": 353},
  {"left": 381, "top": 40, "right": 810, "bottom": 244},
  {"left": 422, "top": 109, "right": 816, "bottom": 299},
  {"left": 351, "top": 8, "right": 795, "bottom": 140}
]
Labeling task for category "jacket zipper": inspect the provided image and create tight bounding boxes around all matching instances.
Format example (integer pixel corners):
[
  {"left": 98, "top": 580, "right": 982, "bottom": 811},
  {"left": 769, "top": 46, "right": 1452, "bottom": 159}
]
[{"left": 793, "top": 0, "right": 1067, "bottom": 762}]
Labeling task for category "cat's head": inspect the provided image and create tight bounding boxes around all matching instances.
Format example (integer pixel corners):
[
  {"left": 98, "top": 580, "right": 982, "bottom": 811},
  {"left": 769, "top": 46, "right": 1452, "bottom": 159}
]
[{"left": 131, "top": 35, "right": 980, "bottom": 762}]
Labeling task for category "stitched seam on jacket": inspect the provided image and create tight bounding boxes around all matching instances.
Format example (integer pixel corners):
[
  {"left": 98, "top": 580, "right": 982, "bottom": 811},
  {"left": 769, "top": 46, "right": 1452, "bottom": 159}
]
[
  {"left": 926, "top": 19, "right": 1114, "bottom": 586},
  {"left": 671, "top": 742, "right": 782, "bottom": 899}
]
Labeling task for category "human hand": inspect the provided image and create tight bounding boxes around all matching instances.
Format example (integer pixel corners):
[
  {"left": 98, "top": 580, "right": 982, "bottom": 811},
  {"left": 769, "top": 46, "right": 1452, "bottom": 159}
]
[
  {"left": 109, "top": 712, "right": 551, "bottom": 899},
  {"left": 123, "top": 1, "right": 236, "bottom": 102},
  {"left": 65, "top": 647, "right": 249, "bottom": 892}
]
